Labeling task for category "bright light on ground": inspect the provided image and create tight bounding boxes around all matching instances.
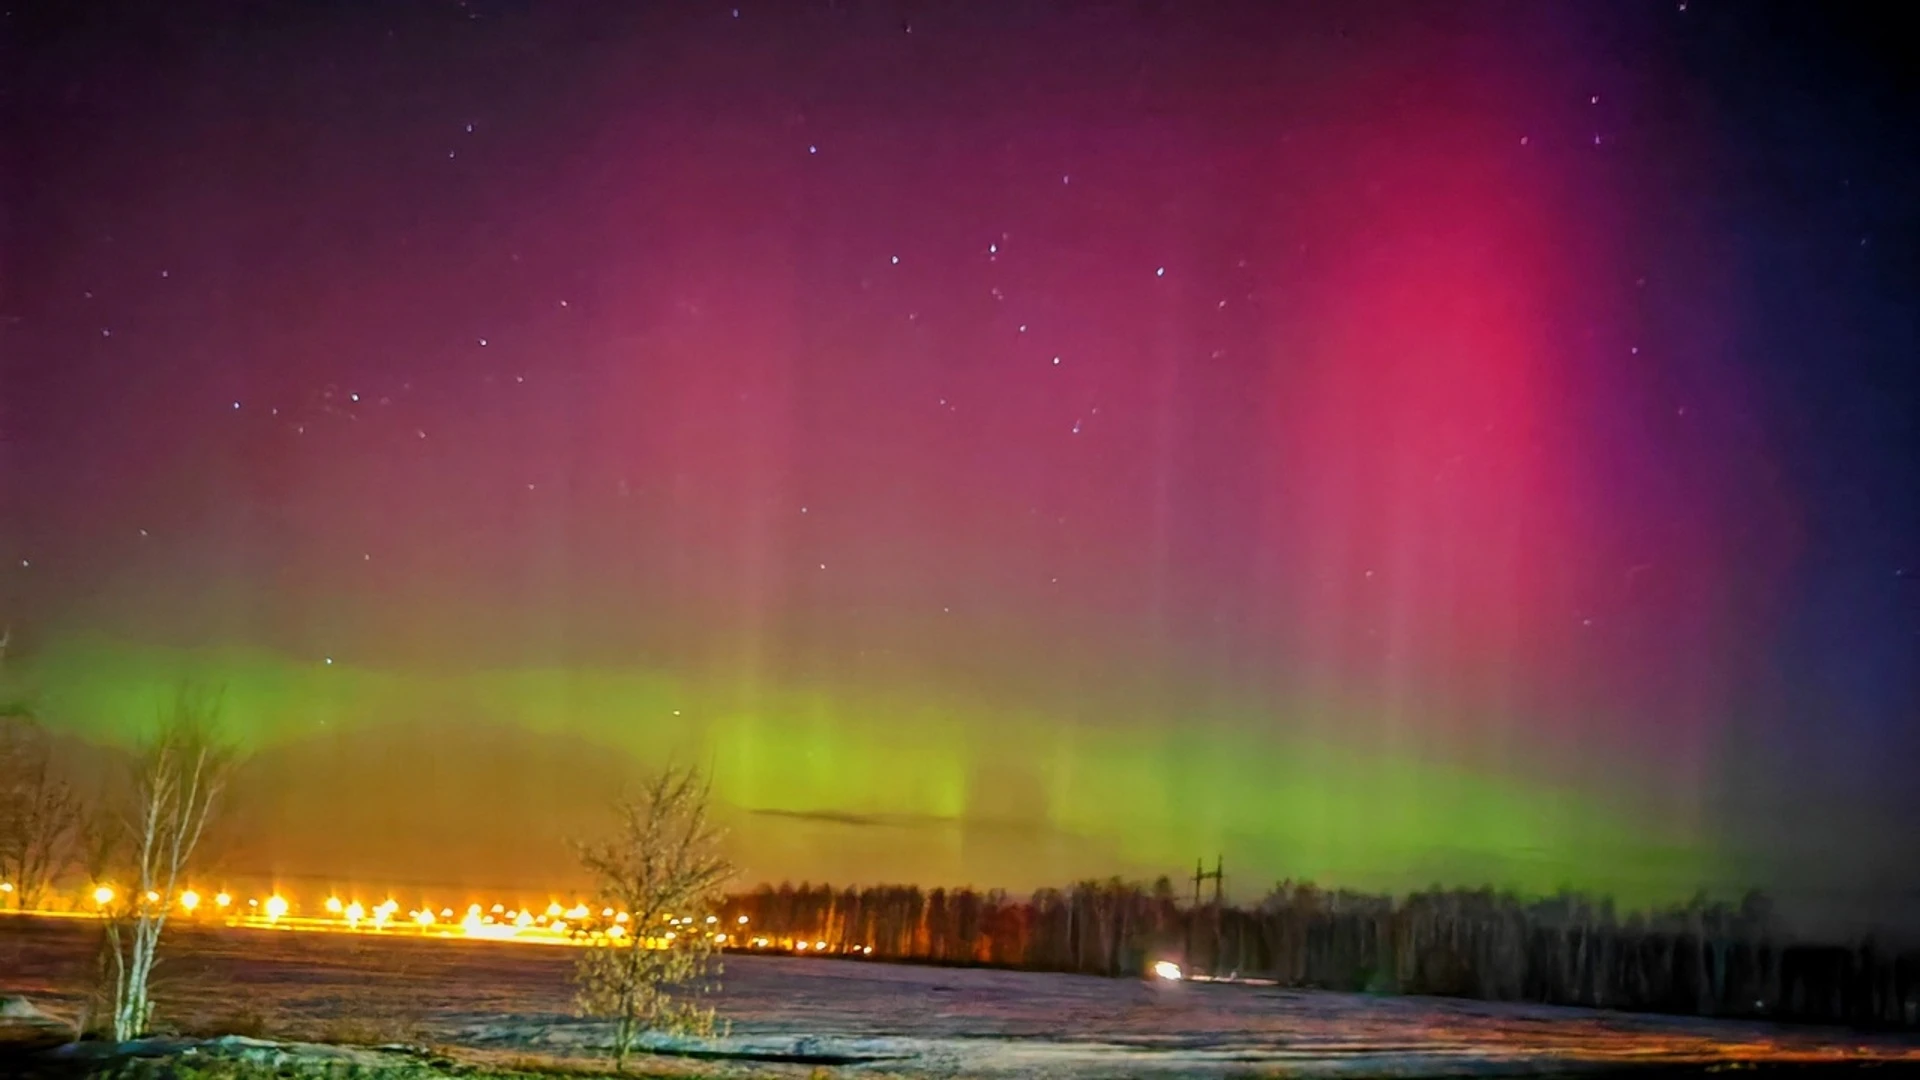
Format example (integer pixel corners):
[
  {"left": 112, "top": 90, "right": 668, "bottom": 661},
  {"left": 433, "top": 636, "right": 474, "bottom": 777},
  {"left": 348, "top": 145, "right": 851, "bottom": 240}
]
[{"left": 1152, "top": 960, "right": 1184, "bottom": 981}]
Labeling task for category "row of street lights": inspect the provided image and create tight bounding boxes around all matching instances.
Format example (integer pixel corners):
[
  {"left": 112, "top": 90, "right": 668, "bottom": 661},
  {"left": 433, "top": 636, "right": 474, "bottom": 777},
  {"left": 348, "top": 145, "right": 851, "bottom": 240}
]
[{"left": 9, "top": 883, "right": 871, "bottom": 959}]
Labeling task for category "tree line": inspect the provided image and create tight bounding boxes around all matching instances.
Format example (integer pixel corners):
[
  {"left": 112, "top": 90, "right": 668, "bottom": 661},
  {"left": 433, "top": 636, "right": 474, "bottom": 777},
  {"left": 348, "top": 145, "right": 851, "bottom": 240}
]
[{"left": 717, "top": 878, "right": 1920, "bottom": 1029}]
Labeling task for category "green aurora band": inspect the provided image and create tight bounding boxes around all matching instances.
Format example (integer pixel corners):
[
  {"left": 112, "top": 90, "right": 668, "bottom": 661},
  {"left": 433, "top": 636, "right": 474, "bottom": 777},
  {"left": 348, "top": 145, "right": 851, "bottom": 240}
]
[{"left": 9, "top": 635, "right": 1735, "bottom": 907}]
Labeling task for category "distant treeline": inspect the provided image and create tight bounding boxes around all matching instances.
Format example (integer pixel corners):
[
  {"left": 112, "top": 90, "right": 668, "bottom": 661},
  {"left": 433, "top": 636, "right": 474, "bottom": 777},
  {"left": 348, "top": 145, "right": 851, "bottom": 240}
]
[{"left": 718, "top": 879, "right": 1920, "bottom": 1029}]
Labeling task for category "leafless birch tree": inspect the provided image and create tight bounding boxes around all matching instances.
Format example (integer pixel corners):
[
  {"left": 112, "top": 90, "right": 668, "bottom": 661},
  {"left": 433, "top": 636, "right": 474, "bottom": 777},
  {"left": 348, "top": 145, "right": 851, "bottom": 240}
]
[
  {"left": 99, "top": 689, "right": 235, "bottom": 1041},
  {"left": 574, "top": 765, "right": 733, "bottom": 1070}
]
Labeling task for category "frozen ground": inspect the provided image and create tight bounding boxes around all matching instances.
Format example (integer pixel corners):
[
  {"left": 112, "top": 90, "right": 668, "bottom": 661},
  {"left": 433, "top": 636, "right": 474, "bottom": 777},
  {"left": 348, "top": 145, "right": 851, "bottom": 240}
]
[{"left": 5, "top": 916, "right": 1918, "bottom": 1078}]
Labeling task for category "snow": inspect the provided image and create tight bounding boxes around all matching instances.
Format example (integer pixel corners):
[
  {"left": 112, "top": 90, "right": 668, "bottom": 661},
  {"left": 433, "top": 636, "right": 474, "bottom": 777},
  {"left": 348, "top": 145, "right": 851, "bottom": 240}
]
[{"left": 5, "top": 918, "right": 1918, "bottom": 1077}]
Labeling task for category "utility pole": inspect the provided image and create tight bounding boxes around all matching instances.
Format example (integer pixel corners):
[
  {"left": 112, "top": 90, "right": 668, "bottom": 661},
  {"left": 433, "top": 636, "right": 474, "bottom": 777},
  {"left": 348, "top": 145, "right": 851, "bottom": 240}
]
[{"left": 1188, "top": 855, "right": 1223, "bottom": 976}]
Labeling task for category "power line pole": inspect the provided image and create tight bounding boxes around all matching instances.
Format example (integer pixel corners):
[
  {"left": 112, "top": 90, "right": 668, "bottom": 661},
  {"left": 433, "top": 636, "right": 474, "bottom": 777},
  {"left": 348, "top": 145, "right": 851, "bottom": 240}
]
[{"left": 1189, "top": 855, "right": 1223, "bottom": 976}]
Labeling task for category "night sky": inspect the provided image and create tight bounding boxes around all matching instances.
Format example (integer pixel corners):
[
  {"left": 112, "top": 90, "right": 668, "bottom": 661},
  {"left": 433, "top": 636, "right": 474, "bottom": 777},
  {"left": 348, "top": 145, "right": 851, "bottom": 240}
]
[{"left": 4, "top": 2, "right": 1916, "bottom": 930}]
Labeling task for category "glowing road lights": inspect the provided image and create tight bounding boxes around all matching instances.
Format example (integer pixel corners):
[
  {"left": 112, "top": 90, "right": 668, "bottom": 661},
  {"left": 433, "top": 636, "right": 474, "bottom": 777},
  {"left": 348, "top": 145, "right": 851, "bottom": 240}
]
[
  {"left": 1152, "top": 960, "right": 1184, "bottom": 981},
  {"left": 23, "top": 884, "right": 871, "bottom": 964}
]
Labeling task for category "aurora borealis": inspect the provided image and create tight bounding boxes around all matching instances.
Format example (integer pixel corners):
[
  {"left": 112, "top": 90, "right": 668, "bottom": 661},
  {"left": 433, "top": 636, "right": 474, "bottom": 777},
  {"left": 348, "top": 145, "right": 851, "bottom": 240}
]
[{"left": 4, "top": 3, "right": 1916, "bottom": 929}]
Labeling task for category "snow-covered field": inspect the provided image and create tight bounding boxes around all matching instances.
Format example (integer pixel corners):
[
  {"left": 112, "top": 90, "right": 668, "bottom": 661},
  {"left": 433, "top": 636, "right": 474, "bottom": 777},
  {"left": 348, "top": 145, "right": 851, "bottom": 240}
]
[{"left": 5, "top": 917, "right": 1918, "bottom": 1077}]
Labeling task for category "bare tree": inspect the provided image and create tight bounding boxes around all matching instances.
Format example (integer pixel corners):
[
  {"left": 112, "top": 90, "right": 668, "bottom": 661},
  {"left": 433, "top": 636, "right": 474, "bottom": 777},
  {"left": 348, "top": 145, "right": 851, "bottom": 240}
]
[
  {"left": 573, "top": 765, "right": 733, "bottom": 1070},
  {"left": 0, "top": 716, "right": 82, "bottom": 909},
  {"left": 99, "top": 689, "right": 236, "bottom": 1041}
]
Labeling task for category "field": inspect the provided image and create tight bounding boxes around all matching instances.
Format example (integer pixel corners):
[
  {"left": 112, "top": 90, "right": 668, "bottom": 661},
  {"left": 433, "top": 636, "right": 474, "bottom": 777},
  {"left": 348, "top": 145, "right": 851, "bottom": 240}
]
[{"left": 5, "top": 916, "right": 1920, "bottom": 1078}]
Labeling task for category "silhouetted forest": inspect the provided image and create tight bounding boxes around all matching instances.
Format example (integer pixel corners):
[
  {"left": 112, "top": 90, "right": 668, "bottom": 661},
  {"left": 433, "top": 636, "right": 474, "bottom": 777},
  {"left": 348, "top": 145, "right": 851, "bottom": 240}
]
[{"left": 719, "top": 879, "right": 1920, "bottom": 1029}]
